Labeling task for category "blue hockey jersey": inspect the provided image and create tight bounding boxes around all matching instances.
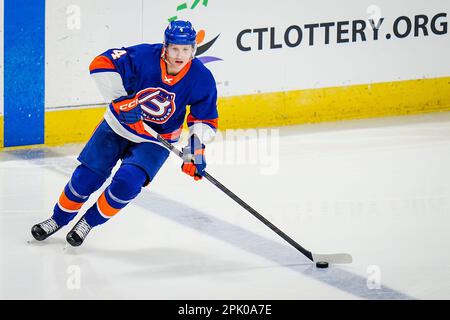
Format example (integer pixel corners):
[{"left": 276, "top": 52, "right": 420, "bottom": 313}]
[{"left": 89, "top": 43, "right": 218, "bottom": 144}]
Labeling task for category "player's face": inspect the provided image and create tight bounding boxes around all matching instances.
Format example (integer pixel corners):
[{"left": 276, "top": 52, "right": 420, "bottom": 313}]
[{"left": 165, "top": 44, "right": 194, "bottom": 73}]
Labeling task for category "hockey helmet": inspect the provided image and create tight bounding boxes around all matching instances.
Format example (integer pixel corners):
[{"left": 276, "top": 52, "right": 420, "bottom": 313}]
[{"left": 164, "top": 20, "right": 197, "bottom": 46}]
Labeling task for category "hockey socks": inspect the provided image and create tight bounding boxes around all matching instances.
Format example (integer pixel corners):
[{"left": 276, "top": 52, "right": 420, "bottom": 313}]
[
  {"left": 84, "top": 164, "right": 147, "bottom": 227},
  {"left": 52, "top": 164, "right": 105, "bottom": 226}
]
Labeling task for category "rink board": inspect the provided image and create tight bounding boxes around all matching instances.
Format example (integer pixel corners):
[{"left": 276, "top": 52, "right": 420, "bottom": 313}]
[
  {"left": 2, "top": 1, "right": 450, "bottom": 149},
  {"left": 1, "top": 76, "right": 450, "bottom": 148},
  {"left": 1, "top": 76, "right": 450, "bottom": 149}
]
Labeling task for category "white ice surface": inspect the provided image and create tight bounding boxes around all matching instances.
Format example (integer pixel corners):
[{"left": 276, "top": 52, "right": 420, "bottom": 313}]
[{"left": 1, "top": 112, "right": 450, "bottom": 299}]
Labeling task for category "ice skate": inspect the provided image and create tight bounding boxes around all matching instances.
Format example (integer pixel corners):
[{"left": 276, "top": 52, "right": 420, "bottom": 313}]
[
  {"left": 66, "top": 216, "right": 92, "bottom": 247},
  {"left": 31, "top": 218, "right": 62, "bottom": 241}
]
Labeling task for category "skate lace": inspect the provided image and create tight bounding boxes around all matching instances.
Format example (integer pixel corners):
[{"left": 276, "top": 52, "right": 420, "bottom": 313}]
[
  {"left": 75, "top": 218, "right": 91, "bottom": 239},
  {"left": 41, "top": 219, "right": 59, "bottom": 234}
]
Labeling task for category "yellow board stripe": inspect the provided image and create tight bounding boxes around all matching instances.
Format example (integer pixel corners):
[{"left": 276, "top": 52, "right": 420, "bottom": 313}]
[
  {"left": 1, "top": 76, "right": 450, "bottom": 150},
  {"left": 44, "top": 107, "right": 105, "bottom": 146},
  {"left": 219, "top": 76, "right": 450, "bottom": 129}
]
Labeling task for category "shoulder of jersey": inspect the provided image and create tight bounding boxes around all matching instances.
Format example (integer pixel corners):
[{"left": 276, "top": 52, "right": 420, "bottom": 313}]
[
  {"left": 127, "top": 43, "right": 163, "bottom": 57},
  {"left": 191, "top": 58, "right": 214, "bottom": 79}
]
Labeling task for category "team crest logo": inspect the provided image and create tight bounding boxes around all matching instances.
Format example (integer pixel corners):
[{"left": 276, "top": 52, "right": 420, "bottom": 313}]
[{"left": 136, "top": 87, "right": 176, "bottom": 124}]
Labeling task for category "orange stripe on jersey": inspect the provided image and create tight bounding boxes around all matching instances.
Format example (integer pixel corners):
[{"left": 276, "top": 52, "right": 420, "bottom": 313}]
[
  {"left": 89, "top": 55, "right": 116, "bottom": 72},
  {"left": 59, "top": 192, "right": 84, "bottom": 211},
  {"left": 187, "top": 114, "right": 218, "bottom": 129},
  {"left": 194, "top": 148, "right": 205, "bottom": 155},
  {"left": 160, "top": 126, "right": 183, "bottom": 141},
  {"left": 97, "top": 192, "right": 121, "bottom": 217},
  {"left": 128, "top": 121, "right": 150, "bottom": 136},
  {"left": 124, "top": 122, "right": 181, "bottom": 141}
]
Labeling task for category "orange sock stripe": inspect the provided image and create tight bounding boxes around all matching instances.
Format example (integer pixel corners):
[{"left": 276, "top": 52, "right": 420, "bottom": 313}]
[
  {"left": 97, "top": 192, "right": 121, "bottom": 217},
  {"left": 59, "top": 192, "right": 84, "bottom": 211}
]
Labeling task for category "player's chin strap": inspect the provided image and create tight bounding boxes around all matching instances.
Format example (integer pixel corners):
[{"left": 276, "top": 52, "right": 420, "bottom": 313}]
[
  {"left": 161, "top": 45, "right": 168, "bottom": 64},
  {"left": 142, "top": 122, "right": 353, "bottom": 265}
]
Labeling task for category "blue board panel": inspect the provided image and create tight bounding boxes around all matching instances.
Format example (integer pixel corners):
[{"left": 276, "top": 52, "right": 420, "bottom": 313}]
[{"left": 4, "top": 0, "right": 45, "bottom": 147}]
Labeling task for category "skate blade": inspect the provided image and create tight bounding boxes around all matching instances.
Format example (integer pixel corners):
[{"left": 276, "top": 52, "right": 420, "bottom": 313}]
[
  {"left": 26, "top": 238, "right": 46, "bottom": 246},
  {"left": 62, "top": 243, "right": 69, "bottom": 252}
]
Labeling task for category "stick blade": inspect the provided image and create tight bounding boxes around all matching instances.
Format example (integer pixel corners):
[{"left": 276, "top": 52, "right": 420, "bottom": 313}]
[{"left": 312, "top": 253, "right": 353, "bottom": 264}]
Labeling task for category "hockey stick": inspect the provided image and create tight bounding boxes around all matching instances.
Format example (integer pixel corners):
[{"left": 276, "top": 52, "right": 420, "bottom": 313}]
[{"left": 143, "top": 123, "right": 352, "bottom": 265}]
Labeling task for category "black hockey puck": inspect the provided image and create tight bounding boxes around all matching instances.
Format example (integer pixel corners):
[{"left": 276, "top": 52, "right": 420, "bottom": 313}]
[{"left": 316, "top": 261, "right": 329, "bottom": 268}]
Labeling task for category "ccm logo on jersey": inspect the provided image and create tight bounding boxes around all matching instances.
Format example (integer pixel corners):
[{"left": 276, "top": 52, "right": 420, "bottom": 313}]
[
  {"left": 118, "top": 99, "right": 139, "bottom": 112},
  {"left": 135, "top": 87, "right": 176, "bottom": 124}
]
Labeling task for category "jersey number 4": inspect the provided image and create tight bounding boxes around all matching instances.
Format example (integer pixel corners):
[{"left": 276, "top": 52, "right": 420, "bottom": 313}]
[{"left": 111, "top": 49, "right": 127, "bottom": 60}]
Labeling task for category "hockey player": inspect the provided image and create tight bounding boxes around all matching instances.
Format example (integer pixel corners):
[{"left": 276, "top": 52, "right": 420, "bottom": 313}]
[{"left": 31, "top": 20, "right": 218, "bottom": 246}]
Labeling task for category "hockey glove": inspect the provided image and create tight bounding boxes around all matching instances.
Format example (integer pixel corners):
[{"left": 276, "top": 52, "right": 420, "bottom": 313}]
[
  {"left": 181, "top": 134, "right": 206, "bottom": 181},
  {"left": 112, "top": 94, "right": 143, "bottom": 124},
  {"left": 111, "top": 94, "right": 146, "bottom": 134}
]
